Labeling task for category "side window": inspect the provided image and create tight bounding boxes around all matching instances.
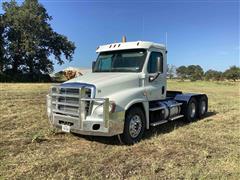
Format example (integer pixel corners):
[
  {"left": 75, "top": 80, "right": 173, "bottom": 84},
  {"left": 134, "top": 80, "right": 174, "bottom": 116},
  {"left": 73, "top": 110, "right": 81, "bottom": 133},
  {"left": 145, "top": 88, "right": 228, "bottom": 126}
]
[{"left": 147, "top": 52, "right": 163, "bottom": 73}]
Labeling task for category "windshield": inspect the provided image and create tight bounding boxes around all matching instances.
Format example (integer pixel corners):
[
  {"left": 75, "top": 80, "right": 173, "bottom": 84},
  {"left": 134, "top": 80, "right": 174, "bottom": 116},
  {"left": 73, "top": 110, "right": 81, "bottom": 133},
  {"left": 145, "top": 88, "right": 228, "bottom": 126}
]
[{"left": 93, "top": 49, "right": 147, "bottom": 72}]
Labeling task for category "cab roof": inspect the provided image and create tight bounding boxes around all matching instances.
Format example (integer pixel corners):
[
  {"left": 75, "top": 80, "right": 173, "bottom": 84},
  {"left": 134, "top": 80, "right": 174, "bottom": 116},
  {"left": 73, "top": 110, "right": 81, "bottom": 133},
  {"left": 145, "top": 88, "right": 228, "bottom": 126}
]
[{"left": 96, "top": 41, "right": 166, "bottom": 53}]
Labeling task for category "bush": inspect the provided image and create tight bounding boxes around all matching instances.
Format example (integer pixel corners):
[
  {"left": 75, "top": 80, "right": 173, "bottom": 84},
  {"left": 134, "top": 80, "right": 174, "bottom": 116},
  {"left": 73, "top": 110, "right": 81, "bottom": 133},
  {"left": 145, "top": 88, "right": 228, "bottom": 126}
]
[
  {"left": 0, "top": 72, "right": 11, "bottom": 82},
  {"left": 223, "top": 66, "right": 240, "bottom": 81},
  {"left": 204, "top": 70, "right": 223, "bottom": 81},
  {"left": 176, "top": 65, "right": 204, "bottom": 81},
  {"left": 0, "top": 72, "right": 52, "bottom": 82}
]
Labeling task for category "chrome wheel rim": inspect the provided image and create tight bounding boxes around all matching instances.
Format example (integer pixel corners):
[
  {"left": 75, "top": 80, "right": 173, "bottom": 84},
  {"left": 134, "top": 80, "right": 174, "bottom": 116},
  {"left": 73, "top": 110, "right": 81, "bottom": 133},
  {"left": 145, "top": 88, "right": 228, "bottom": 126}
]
[
  {"left": 129, "top": 115, "right": 142, "bottom": 138},
  {"left": 190, "top": 102, "right": 196, "bottom": 118},
  {"left": 201, "top": 101, "right": 206, "bottom": 115}
]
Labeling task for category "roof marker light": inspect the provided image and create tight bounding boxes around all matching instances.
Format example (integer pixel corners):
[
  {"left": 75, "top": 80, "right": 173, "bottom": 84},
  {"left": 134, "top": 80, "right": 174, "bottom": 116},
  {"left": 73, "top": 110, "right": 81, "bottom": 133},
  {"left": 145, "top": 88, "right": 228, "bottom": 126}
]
[
  {"left": 109, "top": 45, "right": 112, "bottom": 48},
  {"left": 114, "top": 44, "right": 116, "bottom": 48},
  {"left": 137, "top": 42, "right": 140, "bottom": 46},
  {"left": 118, "top": 44, "right": 121, "bottom": 47}
]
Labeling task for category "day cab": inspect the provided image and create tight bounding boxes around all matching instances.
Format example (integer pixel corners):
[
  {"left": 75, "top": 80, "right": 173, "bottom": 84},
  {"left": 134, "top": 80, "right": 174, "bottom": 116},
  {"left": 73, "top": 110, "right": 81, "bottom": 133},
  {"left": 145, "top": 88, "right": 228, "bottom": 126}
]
[{"left": 47, "top": 41, "right": 208, "bottom": 144}]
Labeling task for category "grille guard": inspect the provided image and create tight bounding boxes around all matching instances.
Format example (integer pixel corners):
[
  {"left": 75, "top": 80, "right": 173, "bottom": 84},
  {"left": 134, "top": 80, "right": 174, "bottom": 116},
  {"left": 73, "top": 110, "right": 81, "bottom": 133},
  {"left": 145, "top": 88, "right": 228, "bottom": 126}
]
[
  {"left": 48, "top": 85, "right": 110, "bottom": 127},
  {"left": 47, "top": 85, "right": 125, "bottom": 136}
]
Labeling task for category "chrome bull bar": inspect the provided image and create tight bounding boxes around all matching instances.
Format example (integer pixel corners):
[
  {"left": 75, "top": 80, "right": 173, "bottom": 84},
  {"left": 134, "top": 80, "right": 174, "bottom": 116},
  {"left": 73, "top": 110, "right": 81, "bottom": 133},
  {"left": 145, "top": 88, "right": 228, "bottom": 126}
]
[{"left": 47, "top": 85, "right": 124, "bottom": 136}]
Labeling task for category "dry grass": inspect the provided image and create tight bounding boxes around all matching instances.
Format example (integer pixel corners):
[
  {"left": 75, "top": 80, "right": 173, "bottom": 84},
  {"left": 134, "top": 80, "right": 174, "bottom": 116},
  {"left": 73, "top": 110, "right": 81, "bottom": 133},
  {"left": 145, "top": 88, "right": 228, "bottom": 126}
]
[{"left": 0, "top": 81, "right": 240, "bottom": 179}]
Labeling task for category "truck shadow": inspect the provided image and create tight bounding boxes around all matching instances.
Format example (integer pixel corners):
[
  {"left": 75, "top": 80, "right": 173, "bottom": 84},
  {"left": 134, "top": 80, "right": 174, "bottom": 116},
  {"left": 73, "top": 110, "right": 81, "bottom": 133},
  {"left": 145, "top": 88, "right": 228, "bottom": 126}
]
[
  {"left": 144, "top": 111, "right": 217, "bottom": 140},
  {"left": 74, "top": 134, "right": 120, "bottom": 145},
  {"left": 73, "top": 111, "right": 217, "bottom": 145}
]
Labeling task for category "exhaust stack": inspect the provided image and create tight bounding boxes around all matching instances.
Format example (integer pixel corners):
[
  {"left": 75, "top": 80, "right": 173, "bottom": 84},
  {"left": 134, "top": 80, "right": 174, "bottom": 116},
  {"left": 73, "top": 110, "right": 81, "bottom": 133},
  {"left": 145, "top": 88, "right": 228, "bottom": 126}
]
[{"left": 122, "top": 36, "right": 127, "bottom": 43}]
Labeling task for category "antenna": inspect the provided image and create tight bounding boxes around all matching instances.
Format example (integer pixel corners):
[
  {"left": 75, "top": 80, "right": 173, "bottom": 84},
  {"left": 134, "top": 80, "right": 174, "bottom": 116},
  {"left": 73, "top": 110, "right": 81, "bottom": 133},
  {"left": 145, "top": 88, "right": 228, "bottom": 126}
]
[
  {"left": 165, "top": 32, "right": 168, "bottom": 48},
  {"left": 142, "top": 16, "right": 145, "bottom": 40}
]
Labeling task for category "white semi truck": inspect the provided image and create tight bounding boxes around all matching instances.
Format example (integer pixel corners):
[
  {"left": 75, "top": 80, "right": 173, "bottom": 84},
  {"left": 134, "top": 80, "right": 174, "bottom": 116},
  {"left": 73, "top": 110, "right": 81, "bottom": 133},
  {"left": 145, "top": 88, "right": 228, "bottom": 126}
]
[{"left": 47, "top": 40, "right": 208, "bottom": 144}]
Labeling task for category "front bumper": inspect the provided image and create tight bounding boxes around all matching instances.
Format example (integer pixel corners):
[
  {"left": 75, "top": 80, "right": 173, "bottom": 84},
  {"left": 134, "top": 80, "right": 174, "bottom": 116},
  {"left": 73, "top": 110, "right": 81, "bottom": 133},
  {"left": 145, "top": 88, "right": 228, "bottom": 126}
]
[
  {"left": 51, "top": 111, "right": 125, "bottom": 136},
  {"left": 47, "top": 90, "right": 125, "bottom": 136}
]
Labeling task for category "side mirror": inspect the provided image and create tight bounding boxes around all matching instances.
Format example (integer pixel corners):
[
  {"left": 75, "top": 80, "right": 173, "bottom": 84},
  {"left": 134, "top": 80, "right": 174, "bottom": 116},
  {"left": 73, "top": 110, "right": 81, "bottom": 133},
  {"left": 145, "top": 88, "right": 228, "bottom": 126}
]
[{"left": 92, "top": 61, "right": 96, "bottom": 72}]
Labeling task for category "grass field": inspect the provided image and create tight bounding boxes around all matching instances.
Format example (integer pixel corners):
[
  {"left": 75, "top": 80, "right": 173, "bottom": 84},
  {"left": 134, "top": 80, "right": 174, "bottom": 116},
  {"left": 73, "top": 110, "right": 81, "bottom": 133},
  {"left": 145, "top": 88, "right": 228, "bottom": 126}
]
[{"left": 0, "top": 81, "right": 239, "bottom": 179}]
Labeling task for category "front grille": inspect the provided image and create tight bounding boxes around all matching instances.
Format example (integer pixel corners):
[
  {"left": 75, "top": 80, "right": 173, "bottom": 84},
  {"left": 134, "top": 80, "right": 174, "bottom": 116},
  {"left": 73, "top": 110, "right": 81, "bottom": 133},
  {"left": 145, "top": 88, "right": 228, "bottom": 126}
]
[
  {"left": 51, "top": 86, "right": 93, "bottom": 117},
  {"left": 59, "top": 97, "right": 79, "bottom": 104},
  {"left": 60, "top": 88, "right": 79, "bottom": 95},
  {"left": 85, "top": 88, "right": 91, "bottom": 115}
]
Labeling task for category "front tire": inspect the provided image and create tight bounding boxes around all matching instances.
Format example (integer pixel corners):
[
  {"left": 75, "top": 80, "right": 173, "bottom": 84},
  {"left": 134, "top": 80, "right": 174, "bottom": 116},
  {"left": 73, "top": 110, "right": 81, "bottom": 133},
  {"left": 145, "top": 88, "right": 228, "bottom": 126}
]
[{"left": 120, "top": 106, "right": 146, "bottom": 145}]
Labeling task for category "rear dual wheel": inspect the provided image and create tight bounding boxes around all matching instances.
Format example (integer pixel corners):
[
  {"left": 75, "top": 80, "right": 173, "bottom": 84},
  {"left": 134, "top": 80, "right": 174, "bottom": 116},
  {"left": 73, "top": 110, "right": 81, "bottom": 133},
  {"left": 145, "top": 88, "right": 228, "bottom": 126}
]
[
  {"left": 185, "top": 96, "right": 208, "bottom": 122},
  {"left": 185, "top": 98, "right": 198, "bottom": 122},
  {"left": 198, "top": 96, "right": 208, "bottom": 118}
]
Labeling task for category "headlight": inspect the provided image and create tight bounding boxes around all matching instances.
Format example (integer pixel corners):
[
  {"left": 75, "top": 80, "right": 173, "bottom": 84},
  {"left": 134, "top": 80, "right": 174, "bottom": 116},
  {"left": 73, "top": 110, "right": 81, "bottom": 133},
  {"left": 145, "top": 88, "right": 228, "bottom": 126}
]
[
  {"left": 92, "top": 104, "right": 104, "bottom": 119},
  {"left": 91, "top": 101, "right": 116, "bottom": 119}
]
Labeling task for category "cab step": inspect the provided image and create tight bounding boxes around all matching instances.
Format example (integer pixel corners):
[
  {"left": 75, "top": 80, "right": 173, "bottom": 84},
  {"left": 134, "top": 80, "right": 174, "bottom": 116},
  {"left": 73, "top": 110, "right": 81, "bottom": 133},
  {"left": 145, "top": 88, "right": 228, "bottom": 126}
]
[
  {"left": 150, "top": 115, "right": 184, "bottom": 127},
  {"left": 149, "top": 106, "right": 165, "bottom": 111},
  {"left": 150, "top": 120, "right": 168, "bottom": 127},
  {"left": 169, "top": 115, "right": 184, "bottom": 121}
]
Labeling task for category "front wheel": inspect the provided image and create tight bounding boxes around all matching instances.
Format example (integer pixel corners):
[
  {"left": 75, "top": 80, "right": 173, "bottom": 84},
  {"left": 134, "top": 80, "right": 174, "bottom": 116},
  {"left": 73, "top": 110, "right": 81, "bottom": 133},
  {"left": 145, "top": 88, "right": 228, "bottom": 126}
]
[{"left": 120, "top": 107, "right": 146, "bottom": 145}]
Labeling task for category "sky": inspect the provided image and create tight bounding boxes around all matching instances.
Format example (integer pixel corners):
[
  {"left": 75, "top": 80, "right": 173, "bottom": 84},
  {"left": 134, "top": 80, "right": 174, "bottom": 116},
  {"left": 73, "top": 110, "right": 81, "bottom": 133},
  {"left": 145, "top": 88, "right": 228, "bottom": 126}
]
[{"left": 0, "top": 0, "right": 239, "bottom": 72}]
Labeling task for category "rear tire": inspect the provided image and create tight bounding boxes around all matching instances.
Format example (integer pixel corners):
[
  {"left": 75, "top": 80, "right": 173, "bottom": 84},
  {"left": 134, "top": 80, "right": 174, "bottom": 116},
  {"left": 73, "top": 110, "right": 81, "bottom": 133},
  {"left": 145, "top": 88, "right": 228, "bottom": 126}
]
[
  {"left": 120, "top": 106, "right": 146, "bottom": 145},
  {"left": 198, "top": 96, "right": 208, "bottom": 118},
  {"left": 185, "top": 97, "right": 197, "bottom": 122}
]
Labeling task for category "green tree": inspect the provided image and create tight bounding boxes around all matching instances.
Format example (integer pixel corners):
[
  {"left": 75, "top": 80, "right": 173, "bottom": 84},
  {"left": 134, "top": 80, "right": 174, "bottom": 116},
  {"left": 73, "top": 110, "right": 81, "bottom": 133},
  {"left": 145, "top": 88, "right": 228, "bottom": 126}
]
[
  {"left": 176, "top": 65, "right": 188, "bottom": 80},
  {"left": 187, "top": 65, "right": 204, "bottom": 81},
  {"left": 205, "top": 70, "right": 223, "bottom": 81},
  {"left": 223, "top": 66, "right": 240, "bottom": 81},
  {"left": 2, "top": 0, "right": 75, "bottom": 75},
  {"left": 0, "top": 13, "right": 5, "bottom": 72}
]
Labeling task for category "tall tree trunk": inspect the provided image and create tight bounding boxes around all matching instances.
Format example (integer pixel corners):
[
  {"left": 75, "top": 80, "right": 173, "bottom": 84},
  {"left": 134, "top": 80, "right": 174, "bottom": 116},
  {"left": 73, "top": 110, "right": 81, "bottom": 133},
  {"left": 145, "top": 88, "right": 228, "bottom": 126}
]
[
  {"left": 12, "top": 55, "right": 21, "bottom": 73},
  {"left": 27, "top": 56, "right": 34, "bottom": 74},
  {"left": 0, "top": 63, "right": 3, "bottom": 73}
]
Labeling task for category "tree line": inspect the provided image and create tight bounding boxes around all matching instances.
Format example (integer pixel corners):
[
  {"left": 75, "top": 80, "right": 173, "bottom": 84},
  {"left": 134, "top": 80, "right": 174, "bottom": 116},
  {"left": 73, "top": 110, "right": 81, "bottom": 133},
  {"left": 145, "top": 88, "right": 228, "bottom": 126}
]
[
  {"left": 167, "top": 65, "right": 240, "bottom": 82},
  {"left": 0, "top": 0, "right": 75, "bottom": 82}
]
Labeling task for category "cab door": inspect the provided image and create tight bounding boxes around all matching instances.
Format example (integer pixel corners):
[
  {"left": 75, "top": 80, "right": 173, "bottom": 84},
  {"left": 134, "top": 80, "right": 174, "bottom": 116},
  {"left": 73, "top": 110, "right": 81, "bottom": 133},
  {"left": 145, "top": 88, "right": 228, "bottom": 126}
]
[{"left": 145, "top": 51, "right": 166, "bottom": 101}]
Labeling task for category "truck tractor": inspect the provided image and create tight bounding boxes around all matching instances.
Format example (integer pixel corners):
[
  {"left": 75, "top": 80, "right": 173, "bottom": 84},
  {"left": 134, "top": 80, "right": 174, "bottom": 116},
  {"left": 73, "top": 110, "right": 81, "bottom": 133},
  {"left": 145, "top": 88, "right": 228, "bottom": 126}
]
[{"left": 47, "top": 40, "right": 208, "bottom": 144}]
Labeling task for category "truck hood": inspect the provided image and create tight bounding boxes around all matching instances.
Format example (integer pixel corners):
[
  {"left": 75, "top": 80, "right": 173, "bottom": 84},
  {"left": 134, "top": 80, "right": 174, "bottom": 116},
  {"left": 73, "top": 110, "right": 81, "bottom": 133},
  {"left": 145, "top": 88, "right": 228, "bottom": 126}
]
[{"left": 65, "top": 72, "right": 141, "bottom": 98}]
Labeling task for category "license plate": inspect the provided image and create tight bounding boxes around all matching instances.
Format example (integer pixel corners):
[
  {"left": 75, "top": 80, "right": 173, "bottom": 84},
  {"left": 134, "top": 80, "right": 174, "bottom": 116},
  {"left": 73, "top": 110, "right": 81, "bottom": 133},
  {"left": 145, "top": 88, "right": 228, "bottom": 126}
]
[{"left": 62, "top": 124, "right": 71, "bottom": 133}]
